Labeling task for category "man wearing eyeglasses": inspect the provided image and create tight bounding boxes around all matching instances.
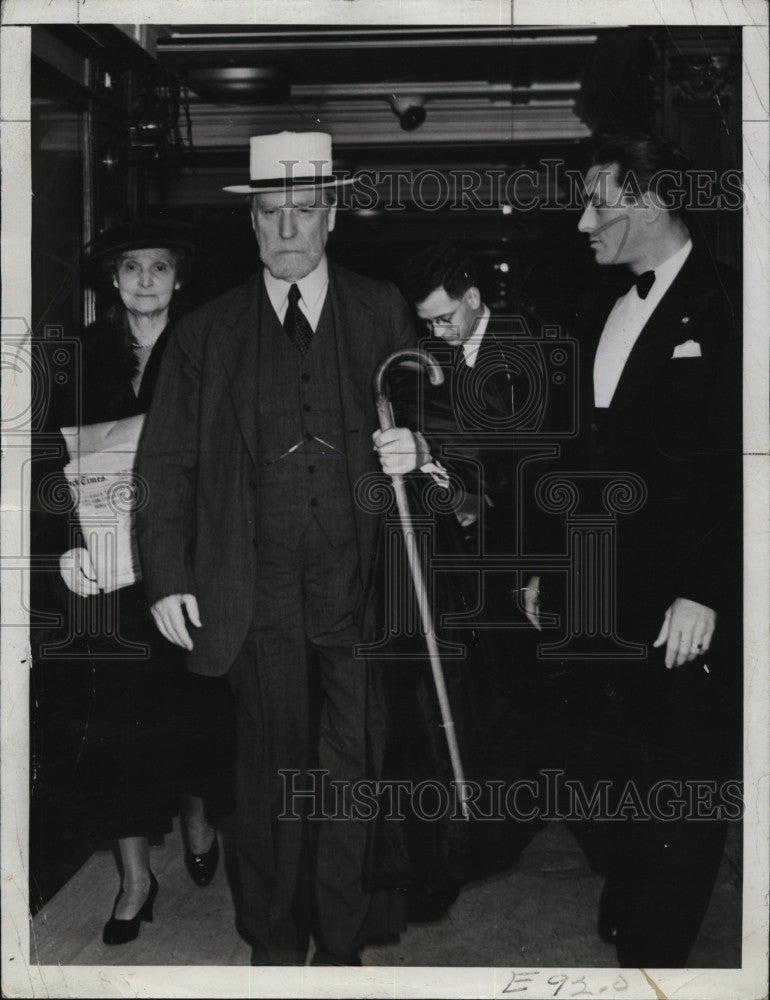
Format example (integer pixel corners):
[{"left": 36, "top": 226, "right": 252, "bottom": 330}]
[
  {"left": 402, "top": 243, "right": 527, "bottom": 535},
  {"left": 392, "top": 243, "right": 546, "bottom": 918}
]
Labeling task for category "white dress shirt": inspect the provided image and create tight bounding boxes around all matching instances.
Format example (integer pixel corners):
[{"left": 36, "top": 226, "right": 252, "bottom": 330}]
[
  {"left": 263, "top": 256, "right": 329, "bottom": 331},
  {"left": 593, "top": 239, "right": 693, "bottom": 408},
  {"left": 461, "top": 307, "right": 490, "bottom": 368}
]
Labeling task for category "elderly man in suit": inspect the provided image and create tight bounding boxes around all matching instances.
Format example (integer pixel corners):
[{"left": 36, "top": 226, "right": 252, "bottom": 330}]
[
  {"left": 136, "top": 131, "right": 432, "bottom": 966},
  {"left": 526, "top": 132, "right": 742, "bottom": 967}
]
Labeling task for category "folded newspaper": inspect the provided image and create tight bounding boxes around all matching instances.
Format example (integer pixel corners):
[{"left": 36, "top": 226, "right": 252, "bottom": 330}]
[{"left": 61, "top": 414, "right": 145, "bottom": 592}]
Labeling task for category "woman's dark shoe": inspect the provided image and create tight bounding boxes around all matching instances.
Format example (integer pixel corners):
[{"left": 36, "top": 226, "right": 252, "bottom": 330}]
[
  {"left": 102, "top": 872, "right": 158, "bottom": 945},
  {"left": 184, "top": 833, "right": 219, "bottom": 887}
]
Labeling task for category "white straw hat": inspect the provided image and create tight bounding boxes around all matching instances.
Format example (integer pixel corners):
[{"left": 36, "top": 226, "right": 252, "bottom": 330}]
[{"left": 223, "top": 130, "right": 353, "bottom": 194}]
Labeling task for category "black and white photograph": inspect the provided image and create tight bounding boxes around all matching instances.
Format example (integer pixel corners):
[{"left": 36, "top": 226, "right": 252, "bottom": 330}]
[{"left": 1, "top": 2, "right": 768, "bottom": 998}]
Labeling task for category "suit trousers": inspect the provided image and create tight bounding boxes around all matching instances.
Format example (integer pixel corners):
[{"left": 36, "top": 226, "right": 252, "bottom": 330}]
[
  {"left": 531, "top": 652, "right": 739, "bottom": 968},
  {"left": 228, "top": 519, "right": 371, "bottom": 962}
]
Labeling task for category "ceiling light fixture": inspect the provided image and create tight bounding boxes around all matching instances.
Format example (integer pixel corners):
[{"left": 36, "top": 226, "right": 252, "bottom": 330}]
[
  {"left": 388, "top": 94, "right": 427, "bottom": 131},
  {"left": 185, "top": 66, "right": 289, "bottom": 102}
]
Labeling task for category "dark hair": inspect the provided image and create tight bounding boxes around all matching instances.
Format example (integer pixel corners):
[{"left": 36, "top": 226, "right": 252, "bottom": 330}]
[
  {"left": 402, "top": 242, "right": 477, "bottom": 305},
  {"left": 590, "top": 130, "right": 691, "bottom": 213}
]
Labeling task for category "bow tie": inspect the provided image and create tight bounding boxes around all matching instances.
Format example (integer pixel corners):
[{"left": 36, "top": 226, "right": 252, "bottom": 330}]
[{"left": 635, "top": 271, "right": 656, "bottom": 299}]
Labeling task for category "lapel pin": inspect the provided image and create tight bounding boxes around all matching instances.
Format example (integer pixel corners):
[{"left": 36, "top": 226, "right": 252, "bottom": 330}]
[{"left": 681, "top": 316, "right": 690, "bottom": 324}]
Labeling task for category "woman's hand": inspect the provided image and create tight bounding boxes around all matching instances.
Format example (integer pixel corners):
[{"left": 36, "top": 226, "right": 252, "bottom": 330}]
[{"left": 59, "top": 547, "right": 100, "bottom": 597}]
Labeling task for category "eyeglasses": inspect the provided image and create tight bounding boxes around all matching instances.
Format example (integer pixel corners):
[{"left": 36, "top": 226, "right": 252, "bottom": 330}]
[{"left": 422, "top": 299, "right": 464, "bottom": 332}]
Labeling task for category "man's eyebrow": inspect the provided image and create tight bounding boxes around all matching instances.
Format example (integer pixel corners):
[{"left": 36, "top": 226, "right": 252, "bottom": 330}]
[{"left": 582, "top": 177, "right": 602, "bottom": 200}]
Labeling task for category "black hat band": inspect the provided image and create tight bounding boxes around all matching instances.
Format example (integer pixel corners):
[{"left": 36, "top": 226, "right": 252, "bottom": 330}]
[{"left": 247, "top": 174, "right": 337, "bottom": 189}]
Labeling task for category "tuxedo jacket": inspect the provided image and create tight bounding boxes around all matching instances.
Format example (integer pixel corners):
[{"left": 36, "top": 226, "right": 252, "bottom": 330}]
[
  {"left": 569, "top": 246, "right": 741, "bottom": 638},
  {"left": 135, "top": 261, "right": 415, "bottom": 676}
]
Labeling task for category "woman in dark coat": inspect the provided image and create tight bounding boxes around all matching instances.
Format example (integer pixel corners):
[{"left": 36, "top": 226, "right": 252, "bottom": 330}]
[{"left": 58, "top": 222, "right": 233, "bottom": 944}]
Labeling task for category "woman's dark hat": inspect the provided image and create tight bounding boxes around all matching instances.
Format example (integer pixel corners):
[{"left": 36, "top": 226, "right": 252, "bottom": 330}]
[{"left": 82, "top": 219, "right": 200, "bottom": 282}]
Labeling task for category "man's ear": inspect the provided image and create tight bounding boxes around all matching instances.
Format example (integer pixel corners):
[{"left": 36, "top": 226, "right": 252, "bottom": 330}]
[
  {"left": 465, "top": 286, "right": 481, "bottom": 310},
  {"left": 640, "top": 188, "right": 665, "bottom": 223},
  {"left": 326, "top": 201, "right": 337, "bottom": 234}
]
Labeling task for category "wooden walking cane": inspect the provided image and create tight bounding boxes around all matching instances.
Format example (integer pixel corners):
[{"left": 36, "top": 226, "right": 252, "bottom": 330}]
[{"left": 373, "top": 349, "right": 471, "bottom": 820}]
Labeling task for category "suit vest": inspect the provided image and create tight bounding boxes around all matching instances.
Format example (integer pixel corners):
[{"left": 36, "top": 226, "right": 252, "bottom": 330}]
[{"left": 255, "top": 279, "right": 355, "bottom": 549}]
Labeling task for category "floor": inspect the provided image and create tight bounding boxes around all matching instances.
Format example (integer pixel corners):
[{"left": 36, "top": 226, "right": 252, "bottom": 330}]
[{"left": 29, "top": 816, "right": 741, "bottom": 970}]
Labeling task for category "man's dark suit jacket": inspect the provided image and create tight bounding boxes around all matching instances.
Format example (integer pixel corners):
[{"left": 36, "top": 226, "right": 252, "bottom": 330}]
[
  {"left": 403, "top": 314, "right": 531, "bottom": 531},
  {"left": 571, "top": 245, "right": 741, "bottom": 648},
  {"left": 454, "top": 317, "right": 519, "bottom": 503},
  {"left": 135, "top": 261, "right": 415, "bottom": 677}
]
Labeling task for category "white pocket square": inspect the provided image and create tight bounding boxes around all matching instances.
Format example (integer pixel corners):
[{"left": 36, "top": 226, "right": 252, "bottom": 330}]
[{"left": 671, "top": 339, "right": 702, "bottom": 359}]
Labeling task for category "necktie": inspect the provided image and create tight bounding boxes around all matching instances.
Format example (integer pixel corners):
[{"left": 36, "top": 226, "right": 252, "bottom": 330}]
[
  {"left": 283, "top": 284, "right": 314, "bottom": 354},
  {"left": 635, "top": 270, "right": 655, "bottom": 299}
]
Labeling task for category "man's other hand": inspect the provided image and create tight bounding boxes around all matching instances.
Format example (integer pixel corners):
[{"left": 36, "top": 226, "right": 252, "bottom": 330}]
[
  {"left": 652, "top": 597, "right": 717, "bottom": 669},
  {"left": 373, "top": 427, "right": 430, "bottom": 476},
  {"left": 151, "top": 594, "right": 201, "bottom": 651}
]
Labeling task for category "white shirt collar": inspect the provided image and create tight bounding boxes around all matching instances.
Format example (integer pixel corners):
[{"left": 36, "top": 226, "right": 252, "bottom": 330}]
[
  {"left": 593, "top": 239, "right": 693, "bottom": 409},
  {"left": 461, "top": 306, "right": 490, "bottom": 368},
  {"left": 263, "top": 256, "right": 329, "bottom": 330}
]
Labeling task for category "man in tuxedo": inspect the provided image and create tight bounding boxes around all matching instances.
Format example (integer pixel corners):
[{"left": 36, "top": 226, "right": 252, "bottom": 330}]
[
  {"left": 136, "top": 131, "right": 433, "bottom": 966},
  {"left": 526, "top": 132, "right": 742, "bottom": 966}
]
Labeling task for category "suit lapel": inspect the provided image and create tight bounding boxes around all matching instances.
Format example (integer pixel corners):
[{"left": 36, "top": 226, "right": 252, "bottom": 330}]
[
  {"left": 327, "top": 262, "right": 386, "bottom": 559},
  {"left": 475, "top": 327, "right": 515, "bottom": 417},
  {"left": 608, "top": 250, "right": 705, "bottom": 410},
  {"left": 327, "top": 262, "right": 370, "bottom": 439},
  {"left": 215, "top": 276, "right": 262, "bottom": 470}
]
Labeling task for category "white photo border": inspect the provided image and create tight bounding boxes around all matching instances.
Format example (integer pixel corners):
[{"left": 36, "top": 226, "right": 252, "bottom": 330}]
[{"left": 1, "top": 2, "right": 768, "bottom": 997}]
